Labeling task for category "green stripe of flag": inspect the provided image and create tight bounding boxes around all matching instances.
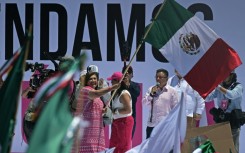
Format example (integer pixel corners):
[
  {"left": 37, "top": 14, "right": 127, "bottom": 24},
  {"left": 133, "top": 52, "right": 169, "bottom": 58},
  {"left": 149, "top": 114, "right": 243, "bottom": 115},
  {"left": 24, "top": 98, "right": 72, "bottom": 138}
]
[
  {"left": 27, "top": 88, "right": 74, "bottom": 153},
  {"left": 145, "top": 0, "right": 194, "bottom": 49},
  {"left": 27, "top": 54, "right": 86, "bottom": 153},
  {"left": 0, "top": 27, "right": 31, "bottom": 153}
]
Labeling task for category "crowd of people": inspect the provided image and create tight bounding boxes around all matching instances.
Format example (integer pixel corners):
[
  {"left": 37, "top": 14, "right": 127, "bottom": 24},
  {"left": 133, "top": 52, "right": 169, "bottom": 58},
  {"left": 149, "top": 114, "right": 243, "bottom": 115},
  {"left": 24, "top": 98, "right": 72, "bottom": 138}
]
[{"left": 18, "top": 56, "right": 243, "bottom": 153}]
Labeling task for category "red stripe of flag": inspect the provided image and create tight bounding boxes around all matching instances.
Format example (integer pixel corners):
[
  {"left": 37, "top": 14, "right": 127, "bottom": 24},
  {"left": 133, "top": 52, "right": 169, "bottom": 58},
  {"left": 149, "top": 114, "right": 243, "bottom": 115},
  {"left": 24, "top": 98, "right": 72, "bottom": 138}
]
[
  {"left": 0, "top": 48, "right": 21, "bottom": 77},
  {"left": 185, "top": 38, "right": 242, "bottom": 98}
]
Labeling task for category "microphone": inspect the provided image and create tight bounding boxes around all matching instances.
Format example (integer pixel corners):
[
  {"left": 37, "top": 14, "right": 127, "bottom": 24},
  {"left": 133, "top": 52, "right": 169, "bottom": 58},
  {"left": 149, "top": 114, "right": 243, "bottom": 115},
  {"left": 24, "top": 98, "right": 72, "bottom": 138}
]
[{"left": 153, "top": 82, "right": 160, "bottom": 95}]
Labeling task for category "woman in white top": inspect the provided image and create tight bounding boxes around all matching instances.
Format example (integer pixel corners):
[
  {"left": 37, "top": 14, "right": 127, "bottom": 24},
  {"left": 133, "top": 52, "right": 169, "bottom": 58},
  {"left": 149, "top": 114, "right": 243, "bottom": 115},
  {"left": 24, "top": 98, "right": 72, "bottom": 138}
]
[{"left": 107, "top": 72, "right": 134, "bottom": 153}]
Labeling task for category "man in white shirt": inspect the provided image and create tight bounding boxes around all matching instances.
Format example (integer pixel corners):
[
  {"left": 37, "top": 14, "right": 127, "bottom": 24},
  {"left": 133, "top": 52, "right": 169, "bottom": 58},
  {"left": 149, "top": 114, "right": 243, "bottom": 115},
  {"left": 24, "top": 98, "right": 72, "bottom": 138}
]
[{"left": 168, "top": 69, "right": 205, "bottom": 128}]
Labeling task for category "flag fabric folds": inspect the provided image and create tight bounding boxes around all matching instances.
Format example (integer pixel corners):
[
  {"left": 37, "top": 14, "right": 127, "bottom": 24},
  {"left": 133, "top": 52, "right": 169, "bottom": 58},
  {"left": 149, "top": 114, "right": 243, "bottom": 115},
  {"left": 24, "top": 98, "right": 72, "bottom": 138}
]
[
  {"left": 0, "top": 32, "right": 30, "bottom": 153},
  {"left": 126, "top": 92, "right": 186, "bottom": 153},
  {"left": 144, "top": 0, "right": 242, "bottom": 98},
  {"left": 26, "top": 88, "right": 74, "bottom": 153},
  {"left": 0, "top": 48, "right": 21, "bottom": 77},
  {"left": 27, "top": 59, "right": 81, "bottom": 153}
]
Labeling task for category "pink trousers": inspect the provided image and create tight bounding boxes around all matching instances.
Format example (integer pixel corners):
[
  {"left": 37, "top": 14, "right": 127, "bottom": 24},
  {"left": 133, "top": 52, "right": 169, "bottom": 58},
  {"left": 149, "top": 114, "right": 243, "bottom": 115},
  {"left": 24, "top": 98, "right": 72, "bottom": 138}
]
[{"left": 109, "top": 116, "right": 134, "bottom": 153}]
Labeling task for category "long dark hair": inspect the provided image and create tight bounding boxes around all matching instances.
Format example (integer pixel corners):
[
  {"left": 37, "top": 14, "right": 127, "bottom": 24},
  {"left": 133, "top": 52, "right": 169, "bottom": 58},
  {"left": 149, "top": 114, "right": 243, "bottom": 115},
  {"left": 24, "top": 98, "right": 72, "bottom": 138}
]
[
  {"left": 113, "top": 81, "right": 128, "bottom": 99},
  {"left": 222, "top": 73, "right": 237, "bottom": 88},
  {"left": 84, "top": 72, "right": 99, "bottom": 89}
]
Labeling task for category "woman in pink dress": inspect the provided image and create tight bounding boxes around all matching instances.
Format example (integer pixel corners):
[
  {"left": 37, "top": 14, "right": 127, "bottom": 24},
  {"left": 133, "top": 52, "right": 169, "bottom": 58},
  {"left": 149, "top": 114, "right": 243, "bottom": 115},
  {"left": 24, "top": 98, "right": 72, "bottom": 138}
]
[{"left": 74, "top": 71, "right": 119, "bottom": 153}]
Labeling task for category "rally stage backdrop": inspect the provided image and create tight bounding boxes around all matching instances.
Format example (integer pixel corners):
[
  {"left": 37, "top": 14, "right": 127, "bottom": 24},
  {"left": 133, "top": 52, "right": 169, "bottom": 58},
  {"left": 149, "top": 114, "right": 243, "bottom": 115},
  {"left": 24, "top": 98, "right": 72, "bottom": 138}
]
[{"left": 0, "top": 0, "right": 245, "bottom": 152}]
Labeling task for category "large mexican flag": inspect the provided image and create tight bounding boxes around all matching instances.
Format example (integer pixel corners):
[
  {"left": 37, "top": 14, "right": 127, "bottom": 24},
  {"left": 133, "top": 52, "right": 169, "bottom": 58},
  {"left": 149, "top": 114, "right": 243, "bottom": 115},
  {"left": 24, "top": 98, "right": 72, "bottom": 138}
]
[{"left": 145, "top": 0, "right": 242, "bottom": 98}]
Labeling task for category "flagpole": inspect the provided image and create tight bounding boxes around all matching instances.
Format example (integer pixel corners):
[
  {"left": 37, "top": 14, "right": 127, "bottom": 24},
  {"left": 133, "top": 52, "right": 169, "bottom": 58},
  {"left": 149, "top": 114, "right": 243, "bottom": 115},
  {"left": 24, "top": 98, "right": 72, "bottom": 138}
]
[
  {"left": 23, "top": 24, "right": 33, "bottom": 71},
  {"left": 106, "top": 0, "right": 168, "bottom": 107}
]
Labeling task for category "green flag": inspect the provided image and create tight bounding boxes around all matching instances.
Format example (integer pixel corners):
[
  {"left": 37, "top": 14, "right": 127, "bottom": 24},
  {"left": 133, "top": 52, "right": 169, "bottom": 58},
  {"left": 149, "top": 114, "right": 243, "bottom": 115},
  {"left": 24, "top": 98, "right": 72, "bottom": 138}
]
[
  {"left": 193, "top": 140, "right": 216, "bottom": 153},
  {"left": 26, "top": 54, "right": 86, "bottom": 153},
  {"left": 26, "top": 88, "right": 74, "bottom": 153},
  {"left": 0, "top": 29, "right": 31, "bottom": 153}
]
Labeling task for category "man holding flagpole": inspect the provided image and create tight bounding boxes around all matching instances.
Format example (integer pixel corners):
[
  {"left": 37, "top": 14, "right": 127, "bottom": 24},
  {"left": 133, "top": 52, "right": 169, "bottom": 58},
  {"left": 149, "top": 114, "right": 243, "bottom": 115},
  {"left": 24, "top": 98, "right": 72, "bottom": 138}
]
[{"left": 144, "top": 0, "right": 242, "bottom": 99}]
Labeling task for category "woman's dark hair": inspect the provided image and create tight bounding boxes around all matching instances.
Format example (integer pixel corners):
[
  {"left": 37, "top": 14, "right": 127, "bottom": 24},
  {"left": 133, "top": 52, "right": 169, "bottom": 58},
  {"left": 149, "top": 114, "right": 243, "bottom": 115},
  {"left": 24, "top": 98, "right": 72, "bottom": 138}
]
[
  {"left": 222, "top": 72, "right": 237, "bottom": 88},
  {"left": 230, "top": 72, "right": 237, "bottom": 83},
  {"left": 113, "top": 81, "right": 128, "bottom": 99},
  {"left": 84, "top": 72, "right": 99, "bottom": 89}
]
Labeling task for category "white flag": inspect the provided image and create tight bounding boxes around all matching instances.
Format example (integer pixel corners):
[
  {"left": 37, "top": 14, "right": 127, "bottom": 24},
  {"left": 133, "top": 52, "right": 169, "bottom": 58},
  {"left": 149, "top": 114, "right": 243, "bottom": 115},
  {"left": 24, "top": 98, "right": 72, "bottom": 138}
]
[{"left": 127, "top": 92, "right": 186, "bottom": 153}]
